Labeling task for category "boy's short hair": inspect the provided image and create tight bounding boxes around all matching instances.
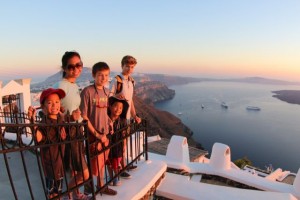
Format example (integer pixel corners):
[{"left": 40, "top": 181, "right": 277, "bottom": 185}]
[
  {"left": 92, "top": 62, "right": 110, "bottom": 76},
  {"left": 40, "top": 88, "right": 66, "bottom": 105},
  {"left": 121, "top": 55, "right": 137, "bottom": 66}
]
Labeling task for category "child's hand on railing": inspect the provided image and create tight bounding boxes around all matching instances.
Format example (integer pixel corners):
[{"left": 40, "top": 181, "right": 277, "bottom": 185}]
[
  {"left": 60, "top": 106, "right": 65, "bottom": 113},
  {"left": 28, "top": 106, "right": 37, "bottom": 122},
  {"left": 134, "top": 116, "right": 141, "bottom": 124},
  {"left": 71, "top": 108, "right": 81, "bottom": 121},
  {"left": 100, "top": 134, "right": 108, "bottom": 144}
]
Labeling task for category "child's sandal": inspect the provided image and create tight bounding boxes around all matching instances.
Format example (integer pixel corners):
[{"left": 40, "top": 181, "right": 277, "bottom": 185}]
[{"left": 100, "top": 186, "right": 117, "bottom": 196}]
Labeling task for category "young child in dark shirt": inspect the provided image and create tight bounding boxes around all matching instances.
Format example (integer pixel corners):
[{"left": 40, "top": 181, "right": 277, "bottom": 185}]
[
  {"left": 107, "top": 96, "right": 129, "bottom": 186},
  {"left": 28, "top": 88, "right": 66, "bottom": 198}
]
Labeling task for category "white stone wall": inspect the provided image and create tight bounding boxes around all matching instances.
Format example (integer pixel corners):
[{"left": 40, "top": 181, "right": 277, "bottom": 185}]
[{"left": 0, "top": 79, "right": 31, "bottom": 112}]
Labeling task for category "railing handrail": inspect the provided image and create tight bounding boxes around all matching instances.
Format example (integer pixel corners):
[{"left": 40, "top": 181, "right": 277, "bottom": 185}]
[{"left": 0, "top": 114, "right": 148, "bottom": 200}]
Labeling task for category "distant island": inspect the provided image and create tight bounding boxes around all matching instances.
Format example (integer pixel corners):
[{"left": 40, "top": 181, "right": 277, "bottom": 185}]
[
  {"left": 272, "top": 90, "right": 300, "bottom": 105},
  {"left": 29, "top": 67, "right": 300, "bottom": 92}
]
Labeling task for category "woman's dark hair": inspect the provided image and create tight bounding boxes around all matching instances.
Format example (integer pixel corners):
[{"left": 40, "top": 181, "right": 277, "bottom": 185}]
[
  {"left": 61, "top": 51, "right": 81, "bottom": 78},
  {"left": 92, "top": 62, "right": 110, "bottom": 76}
]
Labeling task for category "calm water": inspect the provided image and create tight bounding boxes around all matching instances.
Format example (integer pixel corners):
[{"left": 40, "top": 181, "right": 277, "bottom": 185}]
[{"left": 155, "top": 81, "right": 300, "bottom": 172}]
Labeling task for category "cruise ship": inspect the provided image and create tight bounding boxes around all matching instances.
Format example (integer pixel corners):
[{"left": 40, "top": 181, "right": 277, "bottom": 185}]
[{"left": 246, "top": 106, "right": 261, "bottom": 111}]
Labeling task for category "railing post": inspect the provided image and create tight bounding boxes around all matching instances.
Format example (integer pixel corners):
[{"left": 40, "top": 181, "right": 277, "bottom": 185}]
[
  {"left": 83, "top": 120, "right": 96, "bottom": 199},
  {"left": 144, "top": 119, "right": 148, "bottom": 161}
]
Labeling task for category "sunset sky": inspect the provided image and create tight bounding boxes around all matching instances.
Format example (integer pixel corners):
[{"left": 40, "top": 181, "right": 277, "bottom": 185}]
[{"left": 1, "top": 1, "right": 300, "bottom": 82}]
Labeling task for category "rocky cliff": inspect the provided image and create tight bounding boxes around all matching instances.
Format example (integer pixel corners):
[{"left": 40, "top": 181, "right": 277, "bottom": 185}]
[
  {"left": 272, "top": 90, "right": 300, "bottom": 105},
  {"left": 135, "top": 81, "right": 175, "bottom": 104},
  {"left": 133, "top": 83, "right": 203, "bottom": 149}
]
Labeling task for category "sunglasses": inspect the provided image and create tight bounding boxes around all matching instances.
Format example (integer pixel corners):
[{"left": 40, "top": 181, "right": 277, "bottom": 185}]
[{"left": 67, "top": 62, "right": 83, "bottom": 71}]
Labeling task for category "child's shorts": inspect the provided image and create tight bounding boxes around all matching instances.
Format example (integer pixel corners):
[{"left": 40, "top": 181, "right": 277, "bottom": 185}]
[
  {"left": 45, "top": 177, "right": 63, "bottom": 195},
  {"left": 110, "top": 157, "right": 122, "bottom": 170}
]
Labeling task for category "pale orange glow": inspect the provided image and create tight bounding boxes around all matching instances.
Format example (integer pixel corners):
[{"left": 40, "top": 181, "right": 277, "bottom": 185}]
[{"left": 1, "top": 50, "right": 299, "bottom": 82}]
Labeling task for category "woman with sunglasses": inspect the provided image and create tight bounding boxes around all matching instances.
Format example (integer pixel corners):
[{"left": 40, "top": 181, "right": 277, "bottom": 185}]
[{"left": 53, "top": 51, "right": 90, "bottom": 200}]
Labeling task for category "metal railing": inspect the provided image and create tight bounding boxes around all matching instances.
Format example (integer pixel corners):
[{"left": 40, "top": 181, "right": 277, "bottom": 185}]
[{"left": 0, "top": 112, "right": 148, "bottom": 200}]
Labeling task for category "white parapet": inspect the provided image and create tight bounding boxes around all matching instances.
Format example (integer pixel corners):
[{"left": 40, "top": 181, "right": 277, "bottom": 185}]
[
  {"left": 0, "top": 78, "right": 31, "bottom": 112},
  {"left": 209, "top": 142, "right": 231, "bottom": 170},
  {"left": 166, "top": 135, "right": 190, "bottom": 164},
  {"left": 293, "top": 168, "right": 300, "bottom": 198},
  {"left": 150, "top": 136, "right": 300, "bottom": 199},
  {"left": 156, "top": 172, "right": 298, "bottom": 200},
  {"left": 266, "top": 168, "right": 283, "bottom": 181}
]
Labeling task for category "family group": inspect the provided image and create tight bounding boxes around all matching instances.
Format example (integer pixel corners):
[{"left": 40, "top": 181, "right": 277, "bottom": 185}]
[{"left": 27, "top": 51, "right": 142, "bottom": 200}]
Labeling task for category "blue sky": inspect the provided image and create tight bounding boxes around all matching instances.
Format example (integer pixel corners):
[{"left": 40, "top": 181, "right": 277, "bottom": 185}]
[{"left": 1, "top": 1, "right": 300, "bottom": 82}]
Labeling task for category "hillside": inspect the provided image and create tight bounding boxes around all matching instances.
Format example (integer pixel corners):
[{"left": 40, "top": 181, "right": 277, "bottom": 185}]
[
  {"left": 135, "top": 81, "right": 175, "bottom": 104},
  {"left": 133, "top": 80, "right": 203, "bottom": 148},
  {"left": 272, "top": 90, "right": 300, "bottom": 105}
]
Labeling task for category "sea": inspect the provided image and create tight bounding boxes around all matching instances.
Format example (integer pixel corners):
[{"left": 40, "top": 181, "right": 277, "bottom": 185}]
[{"left": 154, "top": 81, "right": 300, "bottom": 172}]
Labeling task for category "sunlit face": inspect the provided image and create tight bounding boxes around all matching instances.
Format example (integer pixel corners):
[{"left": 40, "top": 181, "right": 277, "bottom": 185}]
[
  {"left": 64, "top": 56, "right": 83, "bottom": 79},
  {"left": 93, "top": 69, "right": 110, "bottom": 87},
  {"left": 110, "top": 102, "right": 123, "bottom": 117},
  {"left": 122, "top": 63, "right": 136, "bottom": 75},
  {"left": 42, "top": 93, "right": 61, "bottom": 118}
]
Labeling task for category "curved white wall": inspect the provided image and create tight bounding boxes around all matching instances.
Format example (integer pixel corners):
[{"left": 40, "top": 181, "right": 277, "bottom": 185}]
[
  {"left": 166, "top": 135, "right": 190, "bottom": 163},
  {"left": 210, "top": 143, "right": 231, "bottom": 170},
  {"left": 293, "top": 168, "right": 300, "bottom": 198}
]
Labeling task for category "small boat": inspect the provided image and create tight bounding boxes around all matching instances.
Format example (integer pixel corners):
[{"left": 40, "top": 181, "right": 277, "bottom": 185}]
[
  {"left": 221, "top": 102, "right": 228, "bottom": 109},
  {"left": 177, "top": 112, "right": 182, "bottom": 116},
  {"left": 201, "top": 104, "right": 204, "bottom": 109},
  {"left": 246, "top": 106, "right": 261, "bottom": 111}
]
